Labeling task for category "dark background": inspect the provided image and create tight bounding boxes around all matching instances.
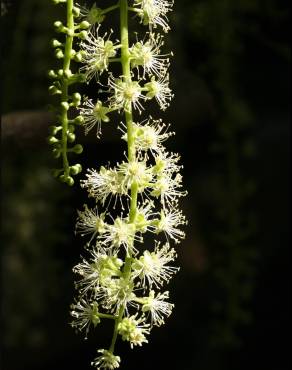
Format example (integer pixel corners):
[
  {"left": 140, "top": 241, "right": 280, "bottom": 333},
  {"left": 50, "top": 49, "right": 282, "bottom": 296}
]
[{"left": 1, "top": 0, "right": 290, "bottom": 369}]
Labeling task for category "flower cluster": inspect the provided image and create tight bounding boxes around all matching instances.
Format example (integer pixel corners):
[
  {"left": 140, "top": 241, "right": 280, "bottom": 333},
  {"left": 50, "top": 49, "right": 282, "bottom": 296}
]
[{"left": 65, "top": 0, "right": 186, "bottom": 369}]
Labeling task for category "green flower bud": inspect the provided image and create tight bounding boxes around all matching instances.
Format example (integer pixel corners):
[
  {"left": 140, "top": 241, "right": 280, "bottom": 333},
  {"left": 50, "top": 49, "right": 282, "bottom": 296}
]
[
  {"left": 54, "top": 21, "right": 63, "bottom": 31},
  {"left": 48, "top": 70, "right": 57, "bottom": 79},
  {"left": 71, "top": 144, "right": 83, "bottom": 154},
  {"left": 55, "top": 48, "right": 64, "bottom": 59},
  {"left": 68, "top": 132, "right": 76, "bottom": 142},
  {"left": 73, "top": 115, "right": 84, "bottom": 125},
  {"left": 78, "top": 30, "right": 88, "bottom": 40},
  {"left": 51, "top": 39, "right": 62, "bottom": 48},
  {"left": 70, "top": 164, "right": 82, "bottom": 175},
  {"left": 49, "top": 125, "right": 62, "bottom": 135},
  {"left": 48, "top": 136, "right": 59, "bottom": 145},
  {"left": 80, "top": 21, "right": 90, "bottom": 30},
  {"left": 72, "top": 6, "right": 80, "bottom": 17},
  {"left": 66, "top": 176, "right": 75, "bottom": 186},
  {"left": 59, "top": 175, "right": 74, "bottom": 186},
  {"left": 48, "top": 85, "right": 61, "bottom": 95},
  {"left": 72, "top": 92, "right": 82, "bottom": 106},
  {"left": 73, "top": 52, "right": 83, "bottom": 63},
  {"left": 61, "top": 102, "right": 70, "bottom": 111},
  {"left": 70, "top": 49, "right": 76, "bottom": 58}
]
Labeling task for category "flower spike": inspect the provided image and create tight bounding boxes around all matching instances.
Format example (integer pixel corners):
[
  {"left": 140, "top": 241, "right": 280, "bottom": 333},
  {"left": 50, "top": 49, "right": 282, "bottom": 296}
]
[{"left": 49, "top": 0, "right": 188, "bottom": 368}]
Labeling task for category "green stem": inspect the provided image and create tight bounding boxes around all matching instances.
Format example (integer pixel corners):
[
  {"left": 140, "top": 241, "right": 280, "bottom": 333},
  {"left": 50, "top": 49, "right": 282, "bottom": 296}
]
[
  {"left": 109, "top": 57, "right": 122, "bottom": 63},
  {"left": 109, "top": 0, "right": 139, "bottom": 353},
  {"left": 102, "top": 3, "right": 120, "bottom": 14},
  {"left": 60, "top": 0, "right": 75, "bottom": 177},
  {"left": 128, "top": 6, "right": 140, "bottom": 13},
  {"left": 98, "top": 313, "right": 118, "bottom": 320}
]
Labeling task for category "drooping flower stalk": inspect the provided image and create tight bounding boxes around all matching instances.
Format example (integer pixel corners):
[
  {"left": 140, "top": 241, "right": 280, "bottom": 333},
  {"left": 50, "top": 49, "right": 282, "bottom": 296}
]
[{"left": 58, "top": 0, "right": 188, "bottom": 368}]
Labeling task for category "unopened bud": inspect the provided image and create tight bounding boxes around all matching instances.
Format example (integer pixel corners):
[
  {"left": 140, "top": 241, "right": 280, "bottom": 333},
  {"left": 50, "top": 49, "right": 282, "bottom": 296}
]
[{"left": 70, "top": 164, "right": 82, "bottom": 175}]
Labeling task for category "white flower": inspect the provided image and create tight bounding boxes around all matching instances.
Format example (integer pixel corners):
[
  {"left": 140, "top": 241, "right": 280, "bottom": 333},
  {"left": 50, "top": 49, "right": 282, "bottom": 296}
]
[
  {"left": 109, "top": 77, "right": 146, "bottom": 113},
  {"left": 134, "top": 0, "right": 174, "bottom": 33},
  {"left": 91, "top": 349, "right": 121, "bottom": 369},
  {"left": 153, "top": 151, "right": 182, "bottom": 176},
  {"left": 130, "top": 33, "right": 170, "bottom": 78},
  {"left": 99, "top": 217, "right": 140, "bottom": 254},
  {"left": 80, "top": 27, "right": 118, "bottom": 81},
  {"left": 151, "top": 172, "right": 187, "bottom": 207},
  {"left": 145, "top": 74, "right": 173, "bottom": 110},
  {"left": 70, "top": 299, "right": 101, "bottom": 338},
  {"left": 141, "top": 290, "right": 174, "bottom": 327},
  {"left": 121, "top": 117, "right": 174, "bottom": 154},
  {"left": 73, "top": 247, "right": 123, "bottom": 296},
  {"left": 103, "top": 277, "right": 135, "bottom": 312},
  {"left": 79, "top": 99, "right": 110, "bottom": 137},
  {"left": 117, "top": 315, "right": 150, "bottom": 348},
  {"left": 76, "top": 204, "right": 107, "bottom": 240},
  {"left": 155, "top": 208, "right": 187, "bottom": 243},
  {"left": 131, "top": 242, "right": 179, "bottom": 288},
  {"left": 117, "top": 160, "right": 153, "bottom": 192},
  {"left": 81, "top": 167, "right": 127, "bottom": 205}
]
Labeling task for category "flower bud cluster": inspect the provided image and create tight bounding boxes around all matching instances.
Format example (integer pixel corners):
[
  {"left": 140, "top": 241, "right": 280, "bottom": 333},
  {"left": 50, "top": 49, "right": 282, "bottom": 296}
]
[
  {"left": 65, "top": 0, "right": 186, "bottom": 369},
  {"left": 48, "top": 0, "right": 90, "bottom": 185}
]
